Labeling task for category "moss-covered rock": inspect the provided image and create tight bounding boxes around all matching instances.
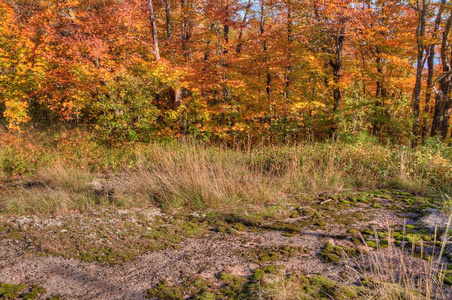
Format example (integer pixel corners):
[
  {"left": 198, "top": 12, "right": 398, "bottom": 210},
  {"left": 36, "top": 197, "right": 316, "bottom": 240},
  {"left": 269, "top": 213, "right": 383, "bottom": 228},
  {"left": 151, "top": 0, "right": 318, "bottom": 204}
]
[
  {"left": 145, "top": 280, "right": 184, "bottom": 300},
  {"left": 0, "top": 283, "right": 45, "bottom": 300},
  {"left": 320, "top": 242, "right": 357, "bottom": 263}
]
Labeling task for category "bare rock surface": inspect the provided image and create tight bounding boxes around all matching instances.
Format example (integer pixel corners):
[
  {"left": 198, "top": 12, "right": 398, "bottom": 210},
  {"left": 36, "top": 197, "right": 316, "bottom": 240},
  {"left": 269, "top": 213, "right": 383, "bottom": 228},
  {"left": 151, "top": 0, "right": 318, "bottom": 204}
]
[
  {"left": 0, "top": 230, "right": 337, "bottom": 299},
  {"left": 0, "top": 192, "right": 449, "bottom": 299},
  {"left": 417, "top": 209, "right": 451, "bottom": 231}
]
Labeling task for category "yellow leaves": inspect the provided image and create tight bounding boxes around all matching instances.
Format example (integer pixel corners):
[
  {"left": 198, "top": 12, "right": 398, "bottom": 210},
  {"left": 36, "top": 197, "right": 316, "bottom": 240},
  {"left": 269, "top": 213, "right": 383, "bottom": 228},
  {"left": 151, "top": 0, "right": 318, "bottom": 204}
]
[
  {"left": 0, "top": 2, "right": 35, "bottom": 131},
  {"left": 231, "top": 123, "right": 247, "bottom": 132},
  {"left": 165, "top": 109, "right": 182, "bottom": 122},
  {"left": 293, "top": 101, "right": 326, "bottom": 117},
  {"left": 3, "top": 96, "right": 30, "bottom": 131},
  {"left": 293, "top": 101, "right": 326, "bottom": 110}
]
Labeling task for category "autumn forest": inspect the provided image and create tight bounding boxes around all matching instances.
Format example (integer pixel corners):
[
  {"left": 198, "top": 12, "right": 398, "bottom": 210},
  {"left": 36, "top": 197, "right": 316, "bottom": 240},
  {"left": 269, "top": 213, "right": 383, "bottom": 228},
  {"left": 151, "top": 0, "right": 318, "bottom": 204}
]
[
  {"left": 1, "top": 0, "right": 451, "bottom": 145},
  {"left": 3, "top": 1, "right": 452, "bottom": 298}
]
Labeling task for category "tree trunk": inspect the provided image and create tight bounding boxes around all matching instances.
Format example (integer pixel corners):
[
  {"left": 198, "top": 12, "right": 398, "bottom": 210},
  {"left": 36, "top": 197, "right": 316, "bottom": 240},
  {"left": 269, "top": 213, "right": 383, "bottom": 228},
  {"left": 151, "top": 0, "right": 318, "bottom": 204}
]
[
  {"left": 236, "top": 0, "right": 252, "bottom": 54},
  {"left": 412, "top": 0, "right": 428, "bottom": 147},
  {"left": 283, "top": 0, "right": 293, "bottom": 100},
  {"left": 432, "top": 9, "right": 452, "bottom": 139},
  {"left": 326, "top": 22, "right": 345, "bottom": 137},
  {"left": 147, "top": 0, "right": 160, "bottom": 61},
  {"left": 222, "top": 3, "right": 230, "bottom": 102},
  {"left": 165, "top": 0, "right": 172, "bottom": 40},
  {"left": 423, "top": 0, "right": 445, "bottom": 139},
  {"left": 373, "top": 48, "right": 386, "bottom": 136},
  {"left": 181, "top": 0, "right": 193, "bottom": 60},
  {"left": 204, "top": 24, "right": 214, "bottom": 62},
  {"left": 260, "top": 0, "right": 271, "bottom": 101},
  {"left": 432, "top": 77, "right": 452, "bottom": 139},
  {"left": 331, "top": 25, "right": 345, "bottom": 114}
]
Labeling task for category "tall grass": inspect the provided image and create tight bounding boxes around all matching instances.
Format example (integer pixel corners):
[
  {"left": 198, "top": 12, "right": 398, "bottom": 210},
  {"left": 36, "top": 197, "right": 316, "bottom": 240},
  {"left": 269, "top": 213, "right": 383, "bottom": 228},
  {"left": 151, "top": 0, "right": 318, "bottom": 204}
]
[
  {"left": 1, "top": 135, "right": 451, "bottom": 214},
  {"left": 1, "top": 163, "right": 96, "bottom": 214},
  {"left": 343, "top": 212, "right": 452, "bottom": 300},
  {"left": 113, "top": 145, "right": 280, "bottom": 211},
  {"left": 253, "top": 221, "right": 451, "bottom": 300},
  {"left": 353, "top": 240, "right": 446, "bottom": 299}
]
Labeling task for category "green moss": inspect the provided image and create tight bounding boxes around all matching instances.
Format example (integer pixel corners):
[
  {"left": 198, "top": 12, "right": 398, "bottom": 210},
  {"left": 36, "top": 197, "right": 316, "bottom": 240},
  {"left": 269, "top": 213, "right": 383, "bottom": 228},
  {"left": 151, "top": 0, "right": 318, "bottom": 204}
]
[
  {"left": 178, "top": 221, "right": 202, "bottom": 237},
  {"left": 380, "top": 239, "right": 389, "bottom": 248},
  {"left": 376, "top": 231, "right": 387, "bottom": 239},
  {"left": 361, "top": 229, "right": 374, "bottom": 236},
  {"left": 392, "top": 231, "right": 403, "bottom": 240},
  {"left": 340, "top": 285, "right": 359, "bottom": 298},
  {"left": 0, "top": 283, "right": 45, "bottom": 300},
  {"left": 193, "top": 292, "right": 215, "bottom": 300},
  {"left": 145, "top": 280, "right": 184, "bottom": 300},
  {"left": 308, "top": 275, "right": 336, "bottom": 292},
  {"left": 144, "top": 271, "right": 362, "bottom": 300},
  {"left": 21, "top": 291, "right": 38, "bottom": 300},
  {"left": 418, "top": 228, "right": 430, "bottom": 234},
  {"left": 320, "top": 243, "right": 357, "bottom": 263},
  {"left": 404, "top": 234, "right": 421, "bottom": 246},
  {"left": 224, "top": 214, "right": 263, "bottom": 227},
  {"left": 290, "top": 210, "right": 299, "bottom": 218},
  {"left": 232, "top": 223, "right": 247, "bottom": 231},
  {"left": 250, "top": 265, "right": 282, "bottom": 281},
  {"left": 1, "top": 291, "right": 19, "bottom": 299},
  {"left": 348, "top": 229, "right": 358, "bottom": 235},
  {"left": 421, "top": 234, "right": 433, "bottom": 242},
  {"left": 298, "top": 207, "right": 318, "bottom": 217},
  {"left": 444, "top": 270, "right": 452, "bottom": 285},
  {"left": 31, "top": 285, "right": 46, "bottom": 294},
  {"left": 366, "top": 241, "right": 377, "bottom": 248},
  {"left": 262, "top": 221, "right": 301, "bottom": 235},
  {"left": 372, "top": 190, "right": 393, "bottom": 199},
  {"left": 257, "top": 251, "right": 280, "bottom": 263},
  {"left": 359, "top": 278, "right": 372, "bottom": 286},
  {"left": 6, "top": 212, "right": 212, "bottom": 265},
  {"left": 218, "top": 272, "right": 248, "bottom": 297}
]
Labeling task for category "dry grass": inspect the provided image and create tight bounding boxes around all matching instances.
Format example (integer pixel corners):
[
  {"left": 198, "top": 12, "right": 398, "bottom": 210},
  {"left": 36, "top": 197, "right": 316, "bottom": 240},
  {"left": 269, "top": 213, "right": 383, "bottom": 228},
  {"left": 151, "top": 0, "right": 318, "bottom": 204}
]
[
  {"left": 353, "top": 244, "right": 446, "bottom": 299},
  {"left": 113, "top": 145, "right": 281, "bottom": 211},
  {"left": 1, "top": 163, "right": 96, "bottom": 214},
  {"left": 1, "top": 141, "right": 451, "bottom": 214},
  {"left": 252, "top": 215, "right": 452, "bottom": 300},
  {"left": 342, "top": 213, "right": 452, "bottom": 300}
]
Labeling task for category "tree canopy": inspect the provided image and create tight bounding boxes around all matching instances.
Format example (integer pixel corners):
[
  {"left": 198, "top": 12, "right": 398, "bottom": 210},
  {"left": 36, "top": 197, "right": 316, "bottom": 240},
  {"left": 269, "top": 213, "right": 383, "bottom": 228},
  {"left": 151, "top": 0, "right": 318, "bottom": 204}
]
[{"left": 1, "top": 0, "right": 451, "bottom": 144}]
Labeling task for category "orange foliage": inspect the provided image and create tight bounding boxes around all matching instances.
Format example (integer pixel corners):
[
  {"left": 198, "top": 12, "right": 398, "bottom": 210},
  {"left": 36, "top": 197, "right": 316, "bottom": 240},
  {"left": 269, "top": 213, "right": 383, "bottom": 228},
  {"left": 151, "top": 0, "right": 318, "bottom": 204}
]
[{"left": 0, "top": 0, "right": 442, "bottom": 143}]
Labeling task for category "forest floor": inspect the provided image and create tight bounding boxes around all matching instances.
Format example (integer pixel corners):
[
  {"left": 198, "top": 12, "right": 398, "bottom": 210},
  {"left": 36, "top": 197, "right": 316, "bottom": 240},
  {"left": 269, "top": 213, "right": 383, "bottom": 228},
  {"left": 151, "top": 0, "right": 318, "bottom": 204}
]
[{"left": 0, "top": 186, "right": 451, "bottom": 299}]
